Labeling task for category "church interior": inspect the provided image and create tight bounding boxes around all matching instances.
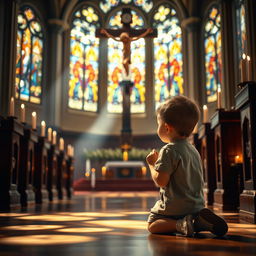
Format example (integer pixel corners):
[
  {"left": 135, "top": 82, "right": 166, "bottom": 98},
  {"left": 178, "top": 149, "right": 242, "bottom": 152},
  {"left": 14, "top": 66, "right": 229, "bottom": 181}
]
[{"left": 0, "top": 0, "right": 256, "bottom": 255}]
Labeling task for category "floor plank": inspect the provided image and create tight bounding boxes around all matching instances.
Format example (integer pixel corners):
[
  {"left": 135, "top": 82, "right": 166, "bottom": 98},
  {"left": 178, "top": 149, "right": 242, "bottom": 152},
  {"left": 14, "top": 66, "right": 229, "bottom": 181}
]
[{"left": 0, "top": 192, "right": 255, "bottom": 256}]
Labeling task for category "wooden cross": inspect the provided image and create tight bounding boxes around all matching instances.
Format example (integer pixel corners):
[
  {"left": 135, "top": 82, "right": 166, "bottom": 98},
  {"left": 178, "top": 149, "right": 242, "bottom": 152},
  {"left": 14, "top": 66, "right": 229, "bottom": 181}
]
[
  {"left": 96, "top": 8, "right": 157, "bottom": 76},
  {"left": 96, "top": 8, "right": 157, "bottom": 149}
]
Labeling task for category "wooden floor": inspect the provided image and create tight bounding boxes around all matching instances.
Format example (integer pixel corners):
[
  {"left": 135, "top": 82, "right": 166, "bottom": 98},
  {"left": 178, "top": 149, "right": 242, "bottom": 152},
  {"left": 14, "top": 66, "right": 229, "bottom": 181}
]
[{"left": 0, "top": 192, "right": 256, "bottom": 256}]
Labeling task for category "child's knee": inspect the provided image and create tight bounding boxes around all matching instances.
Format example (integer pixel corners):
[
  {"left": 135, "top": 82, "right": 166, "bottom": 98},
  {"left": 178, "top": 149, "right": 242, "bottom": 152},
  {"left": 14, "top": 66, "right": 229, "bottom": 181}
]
[{"left": 147, "top": 222, "right": 157, "bottom": 234}]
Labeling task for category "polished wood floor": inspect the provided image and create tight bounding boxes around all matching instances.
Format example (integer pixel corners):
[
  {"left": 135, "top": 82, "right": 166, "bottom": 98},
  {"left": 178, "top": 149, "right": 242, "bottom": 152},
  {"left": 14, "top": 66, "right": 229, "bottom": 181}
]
[{"left": 0, "top": 192, "right": 255, "bottom": 256}]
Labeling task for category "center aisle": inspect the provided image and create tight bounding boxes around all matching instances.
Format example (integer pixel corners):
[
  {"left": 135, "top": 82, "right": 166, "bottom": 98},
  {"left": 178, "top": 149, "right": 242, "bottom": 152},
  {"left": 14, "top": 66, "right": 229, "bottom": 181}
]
[{"left": 0, "top": 192, "right": 255, "bottom": 256}]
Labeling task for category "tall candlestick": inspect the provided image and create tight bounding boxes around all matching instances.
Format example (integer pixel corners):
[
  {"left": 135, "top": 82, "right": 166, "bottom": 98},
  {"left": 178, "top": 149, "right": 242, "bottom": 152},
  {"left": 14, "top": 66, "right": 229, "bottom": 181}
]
[
  {"left": 59, "top": 137, "right": 64, "bottom": 151},
  {"left": 52, "top": 131, "right": 57, "bottom": 145},
  {"left": 203, "top": 105, "right": 208, "bottom": 123},
  {"left": 9, "top": 97, "right": 14, "bottom": 116},
  {"left": 91, "top": 168, "right": 96, "bottom": 188},
  {"left": 41, "top": 121, "right": 46, "bottom": 137},
  {"left": 217, "top": 87, "right": 221, "bottom": 109},
  {"left": 47, "top": 128, "right": 52, "bottom": 142},
  {"left": 247, "top": 55, "right": 252, "bottom": 81},
  {"left": 240, "top": 53, "right": 247, "bottom": 82},
  {"left": 32, "top": 112, "right": 37, "bottom": 130},
  {"left": 20, "top": 104, "right": 25, "bottom": 123}
]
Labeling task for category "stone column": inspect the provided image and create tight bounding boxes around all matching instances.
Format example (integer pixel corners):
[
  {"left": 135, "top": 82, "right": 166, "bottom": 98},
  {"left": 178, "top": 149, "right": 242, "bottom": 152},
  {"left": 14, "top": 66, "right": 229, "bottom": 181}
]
[
  {"left": 0, "top": 0, "right": 19, "bottom": 116},
  {"left": 220, "top": 0, "right": 236, "bottom": 108},
  {"left": 181, "top": 17, "right": 202, "bottom": 105},
  {"left": 43, "top": 19, "right": 69, "bottom": 127}
]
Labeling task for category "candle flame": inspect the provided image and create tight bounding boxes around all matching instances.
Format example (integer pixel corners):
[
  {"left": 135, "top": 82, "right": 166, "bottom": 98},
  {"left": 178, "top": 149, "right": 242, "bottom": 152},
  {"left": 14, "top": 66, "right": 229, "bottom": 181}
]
[
  {"left": 242, "top": 53, "right": 246, "bottom": 59},
  {"left": 32, "top": 112, "right": 36, "bottom": 117},
  {"left": 247, "top": 55, "right": 250, "bottom": 61},
  {"left": 91, "top": 168, "right": 96, "bottom": 173},
  {"left": 203, "top": 105, "right": 207, "bottom": 110},
  {"left": 41, "top": 120, "right": 46, "bottom": 126},
  {"left": 21, "top": 104, "right": 25, "bottom": 109}
]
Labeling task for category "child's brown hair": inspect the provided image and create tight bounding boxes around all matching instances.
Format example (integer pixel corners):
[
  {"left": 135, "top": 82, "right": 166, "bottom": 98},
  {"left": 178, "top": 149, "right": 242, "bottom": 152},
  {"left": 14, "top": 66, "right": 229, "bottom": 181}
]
[{"left": 156, "top": 95, "right": 200, "bottom": 137}]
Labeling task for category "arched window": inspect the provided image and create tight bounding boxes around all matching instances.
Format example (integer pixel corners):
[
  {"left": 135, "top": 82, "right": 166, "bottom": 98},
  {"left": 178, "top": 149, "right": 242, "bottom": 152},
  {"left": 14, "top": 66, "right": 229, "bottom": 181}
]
[
  {"left": 100, "top": 0, "right": 153, "bottom": 13},
  {"left": 16, "top": 6, "right": 44, "bottom": 104},
  {"left": 107, "top": 10, "right": 146, "bottom": 113},
  {"left": 235, "top": 0, "right": 246, "bottom": 81},
  {"left": 68, "top": 6, "right": 99, "bottom": 112},
  {"left": 204, "top": 6, "right": 222, "bottom": 103},
  {"left": 153, "top": 5, "right": 183, "bottom": 109}
]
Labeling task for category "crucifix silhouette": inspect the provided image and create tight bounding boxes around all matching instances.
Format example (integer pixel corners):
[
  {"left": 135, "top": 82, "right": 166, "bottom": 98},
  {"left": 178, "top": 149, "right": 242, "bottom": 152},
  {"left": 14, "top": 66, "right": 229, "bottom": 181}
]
[{"left": 96, "top": 8, "right": 157, "bottom": 149}]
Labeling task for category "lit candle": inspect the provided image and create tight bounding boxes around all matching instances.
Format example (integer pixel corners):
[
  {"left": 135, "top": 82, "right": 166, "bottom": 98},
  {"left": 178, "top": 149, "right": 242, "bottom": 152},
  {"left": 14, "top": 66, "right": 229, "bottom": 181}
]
[
  {"left": 52, "top": 131, "right": 57, "bottom": 145},
  {"left": 234, "top": 155, "right": 242, "bottom": 164},
  {"left": 67, "top": 144, "right": 71, "bottom": 156},
  {"left": 193, "top": 123, "right": 198, "bottom": 134},
  {"left": 240, "top": 53, "right": 247, "bottom": 82},
  {"left": 102, "top": 166, "right": 107, "bottom": 178},
  {"left": 70, "top": 146, "right": 74, "bottom": 157},
  {"left": 32, "top": 112, "right": 37, "bottom": 130},
  {"left": 20, "top": 104, "right": 25, "bottom": 123},
  {"left": 203, "top": 105, "right": 208, "bottom": 123},
  {"left": 247, "top": 55, "right": 252, "bottom": 81},
  {"left": 142, "top": 166, "right": 147, "bottom": 177},
  {"left": 123, "top": 151, "right": 128, "bottom": 161},
  {"left": 85, "top": 172, "right": 90, "bottom": 179},
  {"left": 41, "top": 121, "right": 46, "bottom": 137},
  {"left": 217, "top": 86, "right": 221, "bottom": 109},
  {"left": 9, "top": 97, "right": 14, "bottom": 116},
  {"left": 59, "top": 137, "right": 64, "bottom": 151},
  {"left": 91, "top": 168, "right": 96, "bottom": 188},
  {"left": 47, "top": 128, "right": 52, "bottom": 142}
]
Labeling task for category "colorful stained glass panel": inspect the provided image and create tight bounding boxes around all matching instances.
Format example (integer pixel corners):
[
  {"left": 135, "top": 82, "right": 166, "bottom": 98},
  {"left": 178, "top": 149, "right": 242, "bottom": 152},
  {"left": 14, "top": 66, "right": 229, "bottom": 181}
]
[
  {"left": 153, "top": 5, "right": 183, "bottom": 109},
  {"left": 236, "top": 0, "right": 246, "bottom": 77},
  {"left": 69, "top": 7, "right": 99, "bottom": 112},
  {"left": 15, "top": 7, "right": 43, "bottom": 104},
  {"left": 107, "top": 10, "right": 145, "bottom": 113},
  {"left": 204, "top": 6, "right": 222, "bottom": 103}
]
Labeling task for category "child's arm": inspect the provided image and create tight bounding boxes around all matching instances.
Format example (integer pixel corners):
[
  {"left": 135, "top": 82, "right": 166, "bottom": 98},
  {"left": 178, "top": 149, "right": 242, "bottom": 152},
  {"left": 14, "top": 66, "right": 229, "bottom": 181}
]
[{"left": 146, "top": 149, "right": 170, "bottom": 188}]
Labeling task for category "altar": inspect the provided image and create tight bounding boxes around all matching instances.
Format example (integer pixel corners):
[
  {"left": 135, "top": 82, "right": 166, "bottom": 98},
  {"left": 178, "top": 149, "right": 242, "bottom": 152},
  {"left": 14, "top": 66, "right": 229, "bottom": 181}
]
[{"left": 105, "top": 161, "right": 145, "bottom": 179}]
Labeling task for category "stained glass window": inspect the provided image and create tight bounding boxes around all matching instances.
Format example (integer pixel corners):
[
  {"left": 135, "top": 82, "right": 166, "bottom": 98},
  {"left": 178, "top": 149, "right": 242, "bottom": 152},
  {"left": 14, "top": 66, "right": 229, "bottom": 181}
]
[
  {"left": 68, "top": 6, "right": 99, "bottom": 112},
  {"left": 107, "top": 10, "right": 146, "bottom": 113},
  {"left": 235, "top": 0, "right": 246, "bottom": 77},
  {"left": 153, "top": 5, "right": 183, "bottom": 109},
  {"left": 204, "top": 6, "right": 222, "bottom": 103},
  {"left": 100, "top": 0, "right": 153, "bottom": 13},
  {"left": 16, "top": 7, "right": 43, "bottom": 104}
]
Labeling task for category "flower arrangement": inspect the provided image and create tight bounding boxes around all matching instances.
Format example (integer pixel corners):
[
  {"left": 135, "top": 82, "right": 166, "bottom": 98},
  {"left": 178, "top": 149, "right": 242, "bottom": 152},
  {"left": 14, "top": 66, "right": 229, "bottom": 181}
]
[{"left": 84, "top": 147, "right": 152, "bottom": 161}]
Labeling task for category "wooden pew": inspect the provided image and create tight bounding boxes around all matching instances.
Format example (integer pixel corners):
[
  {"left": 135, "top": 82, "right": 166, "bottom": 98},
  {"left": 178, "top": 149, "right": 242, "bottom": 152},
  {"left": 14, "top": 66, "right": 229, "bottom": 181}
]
[
  {"left": 235, "top": 82, "right": 256, "bottom": 223},
  {"left": 198, "top": 123, "right": 216, "bottom": 206},
  {"left": 65, "top": 156, "right": 74, "bottom": 199},
  {"left": 0, "top": 117, "right": 23, "bottom": 211},
  {"left": 211, "top": 109, "right": 243, "bottom": 210},
  {"left": 19, "top": 126, "right": 37, "bottom": 207},
  {"left": 34, "top": 136, "right": 49, "bottom": 204},
  {"left": 56, "top": 150, "right": 67, "bottom": 200},
  {"left": 47, "top": 144, "right": 58, "bottom": 201}
]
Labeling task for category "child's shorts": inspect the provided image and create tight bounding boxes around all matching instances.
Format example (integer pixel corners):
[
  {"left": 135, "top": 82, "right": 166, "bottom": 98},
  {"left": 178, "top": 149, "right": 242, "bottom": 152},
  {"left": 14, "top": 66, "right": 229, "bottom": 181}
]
[{"left": 147, "top": 212, "right": 186, "bottom": 223}]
